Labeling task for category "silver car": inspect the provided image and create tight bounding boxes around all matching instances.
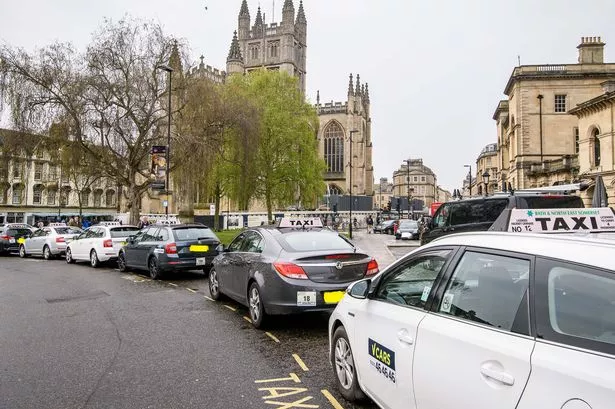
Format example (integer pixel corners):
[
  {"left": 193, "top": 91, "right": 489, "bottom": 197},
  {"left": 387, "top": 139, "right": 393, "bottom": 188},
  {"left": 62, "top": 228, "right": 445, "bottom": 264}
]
[{"left": 19, "top": 225, "right": 83, "bottom": 260}]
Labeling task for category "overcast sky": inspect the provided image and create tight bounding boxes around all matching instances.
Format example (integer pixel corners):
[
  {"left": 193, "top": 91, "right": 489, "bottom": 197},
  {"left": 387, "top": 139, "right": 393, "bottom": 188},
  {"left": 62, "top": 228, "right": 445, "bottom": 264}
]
[{"left": 2, "top": 0, "right": 615, "bottom": 192}]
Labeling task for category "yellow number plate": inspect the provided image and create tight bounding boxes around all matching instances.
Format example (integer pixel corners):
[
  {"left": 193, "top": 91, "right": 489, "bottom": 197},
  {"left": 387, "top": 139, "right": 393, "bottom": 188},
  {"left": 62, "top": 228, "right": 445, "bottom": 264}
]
[
  {"left": 190, "top": 245, "right": 209, "bottom": 252},
  {"left": 323, "top": 291, "right": 345, "bottom": 304},
  {"left": 17, "top": 238, "right": 26, "bottom": 245}
]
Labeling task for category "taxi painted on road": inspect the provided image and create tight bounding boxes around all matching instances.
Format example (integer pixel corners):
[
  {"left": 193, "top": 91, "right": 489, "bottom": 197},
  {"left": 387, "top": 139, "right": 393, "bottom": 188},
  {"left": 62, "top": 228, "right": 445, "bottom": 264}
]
[
  {"left": 329, "top": 215, "right": 615, "bottom": 408},
  {"left": 209, "top": 218, "right": 379, "bottom": 328}
]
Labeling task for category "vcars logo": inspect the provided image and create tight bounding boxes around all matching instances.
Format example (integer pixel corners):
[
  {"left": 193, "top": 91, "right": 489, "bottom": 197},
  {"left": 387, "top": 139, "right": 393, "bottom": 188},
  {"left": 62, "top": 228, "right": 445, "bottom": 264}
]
[{"left": 368, "top": 338, "right": 395, "bottom": 370}]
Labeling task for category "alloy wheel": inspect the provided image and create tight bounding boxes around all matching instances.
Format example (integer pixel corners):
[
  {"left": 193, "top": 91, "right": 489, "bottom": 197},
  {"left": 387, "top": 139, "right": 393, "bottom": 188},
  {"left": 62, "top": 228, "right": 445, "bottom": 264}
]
[
  {"left": 335, "top": 337, "right": 355, "bottom": 390},
  {"left": 249, "top": 287, "right": 261, "bottom": 322},
  {"left": 209, "top": 270, "right": 219, "bottom": 297},
  {"left": 118, "top": 253, "right": 127, "bottom": 272},
  {"left": 43, "top": 246, "right": 51, "bottom": 260},
  {"left": 19, "top": 245, "right": 26, "bottom": 258}
]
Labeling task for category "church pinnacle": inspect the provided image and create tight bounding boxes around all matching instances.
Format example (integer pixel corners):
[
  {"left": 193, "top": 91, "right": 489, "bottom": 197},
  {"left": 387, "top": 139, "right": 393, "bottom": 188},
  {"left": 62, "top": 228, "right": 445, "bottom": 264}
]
[
  {"left": 348, "top": 73, "right": 354, "bottom": 96},
  {"left": 355, "top": 74, "right": 361, "bottom": 96},
  {"left": 239, "top": 0, "right": 249, "bottom": 17},
  {"left": 227, "top": 31, "right": 243, "bottom": 62},
  {"left": 255, "top": 6, "right": 263, "bottom": 26},
  {"left": 296, "top": 0, "right": 307, "bottom": 24}
]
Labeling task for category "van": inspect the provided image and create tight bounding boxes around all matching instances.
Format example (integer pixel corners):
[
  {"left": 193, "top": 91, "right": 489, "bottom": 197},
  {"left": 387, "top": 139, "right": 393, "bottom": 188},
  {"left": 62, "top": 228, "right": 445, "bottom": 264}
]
[{"left": 421, "top": 194, "right": 584, "bottom": 245}]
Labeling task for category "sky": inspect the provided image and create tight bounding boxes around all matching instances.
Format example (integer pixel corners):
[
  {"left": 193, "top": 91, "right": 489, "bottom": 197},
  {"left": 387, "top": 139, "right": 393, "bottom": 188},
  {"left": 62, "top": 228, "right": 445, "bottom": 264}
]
[{"left": 2, "top": 0, "right": 615, "bottom": 192}]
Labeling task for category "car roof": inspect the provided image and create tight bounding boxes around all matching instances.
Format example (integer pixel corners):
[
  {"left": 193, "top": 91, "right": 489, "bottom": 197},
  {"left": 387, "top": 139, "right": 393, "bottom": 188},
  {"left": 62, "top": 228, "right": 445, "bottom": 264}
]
[
  {"left": 164, "top": 224, "right": 210, "bottom": 229},
  {"left": 424, "top": 232, "right": 615, "bottom": 271}
]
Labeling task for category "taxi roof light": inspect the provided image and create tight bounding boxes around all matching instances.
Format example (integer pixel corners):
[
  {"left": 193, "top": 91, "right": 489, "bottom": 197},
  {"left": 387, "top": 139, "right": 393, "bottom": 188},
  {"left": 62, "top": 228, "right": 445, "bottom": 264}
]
[
  {"left": 273, "top": 262, "right": 308, "bottom": 280},
  {"left": 277, "top": 218, "right": 323, "bottom": 229}
]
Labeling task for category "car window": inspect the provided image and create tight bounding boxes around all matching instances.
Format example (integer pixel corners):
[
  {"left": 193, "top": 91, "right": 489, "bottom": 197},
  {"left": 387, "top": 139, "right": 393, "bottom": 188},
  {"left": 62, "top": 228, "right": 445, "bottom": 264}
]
[
  {"left": 228, "top": 233, "right": 246, "bottom": 252},
  {"left": 438, "top": 251, "right": 530, "bottom": 334},
  {"left": 139, "top": 228, "right": 158, "bottom": 242},
  {"left": 158, "top": 228, "right": 169, "bottom": 241},
  {"left": 54, "top": 227, "right": 82, "bottom": 235},
  {"left": 241, "top": 231, "right": 264, "bottom": 253},
  {"left": 277, "top": 231, "right": 354, "bottom": 252},
  {"left": 31, "top": 229, "right": 43, "bottom": 237},
  {"left": 535, "top": 259, "right": 615, "bottom": 355},
  {"left": 8, "top": 228, "right": 32, "bottom": 236},
  {"left": 519, "top": 195, "right": 584, "bottom": 209},
  {"left": 433, "top": 203, "right": 451, "bottom": 228},
  {"left": 93, "top": 228, "right": 106, "bottom": 238},
  {"left": 399, "top": 221, "right": 418, "bottom": 229},
  {"left": 375, "top": 250, "right": 452, "bottom": 308},
  {"left": 173, "top": 227, "right": 217, "bottom": 241},
  {"left": 110, "top": 226, "right": 140, "bottom": 238}
]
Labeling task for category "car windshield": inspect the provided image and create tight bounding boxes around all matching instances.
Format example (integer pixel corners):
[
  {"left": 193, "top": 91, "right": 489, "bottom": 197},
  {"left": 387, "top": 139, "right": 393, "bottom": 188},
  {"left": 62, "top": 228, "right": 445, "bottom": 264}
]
[
  {"left": 173, "top": 227, "right": 217, "bottom": 241},
  {"left": 519, "top": 196, "right": 584, "bottom": 209},
  {"left": 110, "top": 227, "right": 140, "bottom": 238},
  {"left": 400, "top": 221, "right": 418, "bottom": 228},
  {"left": 54, "top": 227, "right": 82, "bottom": 235},
  {"left": 277, "top": 231, "right": 354, "bottom": 252}
]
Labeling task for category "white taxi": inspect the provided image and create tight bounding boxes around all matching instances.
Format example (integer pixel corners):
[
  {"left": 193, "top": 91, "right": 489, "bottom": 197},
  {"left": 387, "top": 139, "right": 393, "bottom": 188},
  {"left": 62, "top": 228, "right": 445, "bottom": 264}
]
[
  {"left": 329, "top": 216, "right": 615, "bottom": 408},
  {"left": 65, "top": 222, "right": 140, "bottom": 268}
]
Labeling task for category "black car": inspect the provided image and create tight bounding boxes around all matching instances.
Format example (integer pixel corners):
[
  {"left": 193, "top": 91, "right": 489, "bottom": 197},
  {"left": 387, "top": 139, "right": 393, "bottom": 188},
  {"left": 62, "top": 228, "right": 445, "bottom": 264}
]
[
  {"left": 373, "top": 219, "right": 396, "bottom": 234},
  {"left": 0, "top": 224, "right": 34, "bottom": 255},
  {"left": 421, "top": 193, "right": 585, "bottom": 245},
  {"left": 209, "top": 219, "right": 379, "bottom": 328},
  {"left": 395, "top": 219, "right": 420, "bottom": 240},
  {"left": 117, "top": 224, "right": 221, "bottom": 279}
]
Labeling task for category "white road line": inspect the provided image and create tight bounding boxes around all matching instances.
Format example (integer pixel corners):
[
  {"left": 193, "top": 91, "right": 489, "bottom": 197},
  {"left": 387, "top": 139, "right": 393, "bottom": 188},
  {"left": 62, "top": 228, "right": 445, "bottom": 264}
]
[
  {"left": 204, "top": 295, "right": 214, "bottom": 301},
  {"left": 224, "top": 305, "right": 237, "bottom": 312}
]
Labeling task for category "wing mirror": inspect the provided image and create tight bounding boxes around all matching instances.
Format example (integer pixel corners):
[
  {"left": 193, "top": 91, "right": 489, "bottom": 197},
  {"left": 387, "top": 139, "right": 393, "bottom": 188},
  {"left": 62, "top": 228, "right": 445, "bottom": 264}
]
[
  {"left": 348, "top": 279, "right": 371, "bottom": 299},
  {"left": 127, "top": 235, "right": 136, "bottom": 244}
]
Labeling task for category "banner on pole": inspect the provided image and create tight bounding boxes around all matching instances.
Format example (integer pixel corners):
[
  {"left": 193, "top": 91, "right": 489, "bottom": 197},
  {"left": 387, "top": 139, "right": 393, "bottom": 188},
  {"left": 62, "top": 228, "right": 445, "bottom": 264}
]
[{"left": 150, "top": 145, "right": 167, "bottom": 190}]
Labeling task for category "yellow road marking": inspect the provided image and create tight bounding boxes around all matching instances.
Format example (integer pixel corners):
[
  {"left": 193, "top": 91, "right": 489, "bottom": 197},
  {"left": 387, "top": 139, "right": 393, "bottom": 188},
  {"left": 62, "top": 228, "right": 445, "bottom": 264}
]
[
  {"left": 243, "top": 316, "right": 253, "bottom": 323},
  {"left": 264, "top": 396, "right": 318, "bottom": 408},
  {"left": 168, "top": 283, "right": 178, "bottom": 287},
  {"left": 186, "top": 288, "right": 197, "bottom": 293},
  {"left": 265, "top": 331, "right": 280, "bottom": 343},
  {"left": 321, "top": 389, "right": 345, "bottom": 409},
  {"left": 204, "top": 295, "right": 214, "bottom": 301},
  {"left": 224, "top": 305, "right": 237, "bottom": 312},
  {"left": 292, "top": 354, "right": 309, "bottom": 372},
  {"left": 255, "top": 373, "right": 301, "bottom": 384}
]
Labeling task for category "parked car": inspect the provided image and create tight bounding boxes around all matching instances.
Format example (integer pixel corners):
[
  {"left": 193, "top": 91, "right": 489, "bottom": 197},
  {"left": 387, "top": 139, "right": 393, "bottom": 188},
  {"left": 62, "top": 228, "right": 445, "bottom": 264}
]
[
  {"left": 65, "top": 222, "right": 140, "bottom": 267},
  {"left": 209, "top": 218, "right": 379, "bottom": 328},
  {"left": 0, "top": 224, "right": 33, "bottom": 255},
  {"left": 117, "top": 223, "right": 221, "bottom": 279},
  {"left": 395, "top": 220, "right": 419, "bottom": 240},
  {"left": 19, "top": 224, "right": 82, "bottom": 259},
  {"left": 328, "top": 231, "right": 615, "bottom": 408},
  {"left": 374, "top": 220, "right": 396, "bottom": 235}
]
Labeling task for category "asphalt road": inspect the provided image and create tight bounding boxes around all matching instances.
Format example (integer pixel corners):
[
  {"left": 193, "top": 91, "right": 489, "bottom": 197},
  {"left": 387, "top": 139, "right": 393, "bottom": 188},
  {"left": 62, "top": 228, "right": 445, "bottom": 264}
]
[{"left": 0, "top": 254, "right": 384, "bottom": 409}]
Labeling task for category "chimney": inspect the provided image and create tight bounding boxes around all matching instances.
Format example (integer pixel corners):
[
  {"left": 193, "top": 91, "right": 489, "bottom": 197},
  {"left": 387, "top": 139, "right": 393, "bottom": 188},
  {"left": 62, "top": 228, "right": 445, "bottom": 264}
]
[{"left": 577, "top": 36, "right": 605, "bottom": 64}]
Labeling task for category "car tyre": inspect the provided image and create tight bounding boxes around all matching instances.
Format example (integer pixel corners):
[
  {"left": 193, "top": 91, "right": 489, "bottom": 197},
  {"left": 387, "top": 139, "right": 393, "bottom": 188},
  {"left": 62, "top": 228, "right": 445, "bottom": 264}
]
[
  {"left": 208, "top": 268, "right": 222, "bottom": 300},
  {"left": 66, "top": 247, "right": 76, "bottom": 264},
  {"left": 117, "top": 252, "right": 128, "bottom": 272},
  {"left": 43, "top": 245, "right": 53, "bottom": 260},
  {"left": 148, "top": 257, "right": 163, "bottom": 280},
  {"left": 332, "top": 326, "right": 366, "bottom": 402},
  {"left": 248, "top": 282, "right": 267, "bottom": 329},
  {"left": 19, "top": 245, "right": 28, "bottom": 258},
  {"left": 90, "top": 250, "right": 100, "bottom": 268}
]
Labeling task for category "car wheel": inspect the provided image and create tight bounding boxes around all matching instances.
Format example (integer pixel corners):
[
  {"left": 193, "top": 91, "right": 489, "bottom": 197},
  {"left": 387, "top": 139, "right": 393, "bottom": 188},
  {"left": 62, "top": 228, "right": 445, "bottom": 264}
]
[
  {"left": 332, "top": 326, "right": 366, "bottom": 402},
  {"left": 148, "top": 257, "right": 162, "bottom": 280},
  {"left": 90, "top": 250, "right": 100, "bottom": 268},
  {"left": 117, "top": 252, "right": 128, "bottom": 272},
  {"left": 43, "top": 245, "right": 53, "bottom": 260},
  {"left": 208, "top": 268, "right": 222, "bottom": 300},
  {"left": 66, "top": 247, "right": 75, "bottom": 264},
  {"left": 248, "top": 282, "right": 267, "bottom": 329},
  {"left": 19, "top": 245, "right": 28, "bottom": 258}
]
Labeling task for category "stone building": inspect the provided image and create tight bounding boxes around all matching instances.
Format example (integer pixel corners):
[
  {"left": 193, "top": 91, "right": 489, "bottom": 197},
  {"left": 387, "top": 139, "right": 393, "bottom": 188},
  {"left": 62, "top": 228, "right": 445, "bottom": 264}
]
[
  {"left": 392, "top": 159, "right": 438, "bottom": 210},
  {"left": 373, "top": 177, "right": 394, "bottom": 210},
  {"left": 474, "top": 142, "right": 499, "bottom": 195},
  {"left": 494, "top": 37, "right": 615, "bottom": 190},
  {"left": 436, "top": 186, "right": 452, "bottom": 203},
  {"left": 569, "top": 80, "right": 615, "bottom": 206}
]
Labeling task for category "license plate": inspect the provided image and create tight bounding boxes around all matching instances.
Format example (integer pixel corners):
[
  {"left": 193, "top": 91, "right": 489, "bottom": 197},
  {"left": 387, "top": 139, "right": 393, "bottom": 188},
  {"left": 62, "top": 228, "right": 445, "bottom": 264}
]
[
  {"left": 9, "top": 238, "right": 15, "bottom": 244},
  {"left": 297, "top": 291, "right": 316, "bottom": 306},
  {"left": 17, "top": 238, "right": 25, "bottom": 244},
  {"left": 196, "top": 257, "right": 206, "bottom": 266},
  {"left": 190, "top": 245, "right": 209, "bottom": 252},
  {"left": 324, "top": 291, "right": 345, "bottom": 304}
]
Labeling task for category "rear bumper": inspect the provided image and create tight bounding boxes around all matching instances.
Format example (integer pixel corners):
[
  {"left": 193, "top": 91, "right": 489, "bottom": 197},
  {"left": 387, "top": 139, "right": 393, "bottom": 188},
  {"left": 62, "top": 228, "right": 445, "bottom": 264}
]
[
  {"left": 0, "top": 243, "right": 19, "bottom": 254},
  {"left": 160, "top": 255, "right": 216, "bottom": 272}
]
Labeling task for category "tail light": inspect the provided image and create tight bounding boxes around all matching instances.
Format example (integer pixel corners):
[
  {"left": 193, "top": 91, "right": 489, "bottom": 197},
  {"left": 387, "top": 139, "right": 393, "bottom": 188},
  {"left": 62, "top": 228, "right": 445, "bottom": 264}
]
[
  {"left": 273, "top": 262, "right": 308, "bottom": 280},
  {"left": 1, "top": 235, "right": 11, "bottom": 241},
  {"left": 56, "top": 237, "right": 65, "bottom": 243},
  {"left": 165, "top": 243, "right": 178, "bottom": 254},
  {"left": 366, "top": 259, "right": 379, "bottom": 276},
  {"left": 103, "top": 239, "right": 113, "bottom": 248}
]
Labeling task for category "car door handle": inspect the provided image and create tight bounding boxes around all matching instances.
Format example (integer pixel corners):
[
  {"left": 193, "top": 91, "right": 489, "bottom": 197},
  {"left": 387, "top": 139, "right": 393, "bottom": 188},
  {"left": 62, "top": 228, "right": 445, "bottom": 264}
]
[
  {"left": 397, "top": 329, "right": 414, "bottom": 345},
  {"left": 480, "top": 365, "right": 515, "bottom": 386}
]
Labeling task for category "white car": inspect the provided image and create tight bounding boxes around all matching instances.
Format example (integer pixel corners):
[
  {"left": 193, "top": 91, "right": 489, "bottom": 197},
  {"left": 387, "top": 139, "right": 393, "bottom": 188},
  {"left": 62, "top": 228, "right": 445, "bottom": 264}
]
[
  {"left": 65, "top": 223, "right": 140, "bottom": 268},
  {"left": 329, "top": 232, "right": 615, "bottom": 409},
  {"left": 19, "top": 224, "right": 83, "bottom": 260}
]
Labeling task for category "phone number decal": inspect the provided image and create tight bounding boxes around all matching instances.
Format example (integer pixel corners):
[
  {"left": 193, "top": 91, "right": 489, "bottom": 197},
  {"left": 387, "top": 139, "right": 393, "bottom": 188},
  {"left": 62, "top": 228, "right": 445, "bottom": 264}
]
[{"left": 370, "top": 359, "right": 396, "bottom": 384}]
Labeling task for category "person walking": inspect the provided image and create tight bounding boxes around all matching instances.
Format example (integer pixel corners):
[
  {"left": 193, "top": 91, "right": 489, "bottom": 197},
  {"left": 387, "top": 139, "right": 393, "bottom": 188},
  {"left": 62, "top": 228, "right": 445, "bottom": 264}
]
[{"left": 366, "top": 215, "right": 374, "bottom": 234}]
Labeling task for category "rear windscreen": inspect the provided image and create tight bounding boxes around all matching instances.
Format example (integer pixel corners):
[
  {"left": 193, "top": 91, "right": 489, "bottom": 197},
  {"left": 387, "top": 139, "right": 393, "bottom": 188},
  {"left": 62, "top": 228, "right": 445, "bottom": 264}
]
[
  {"left": 277, "top": 231, "right": 354, "bottom": 252},
  {"left": 449, "top": 199, "right": 509, "bottom": 226},
  {"left": 518, "top": 196, "right": 584, "bottom": 209},
  {"left": 173, "top": 227, "right": 217, "bottom": 241},
  {"left": 54, "top": 227, "right": 82, "bottom": 235},
  {"left": 6, "top": 228, "right": 31, "bottom": 236},
  {"left": 110, "top": 227, "right": 140, "bottom": 238}
]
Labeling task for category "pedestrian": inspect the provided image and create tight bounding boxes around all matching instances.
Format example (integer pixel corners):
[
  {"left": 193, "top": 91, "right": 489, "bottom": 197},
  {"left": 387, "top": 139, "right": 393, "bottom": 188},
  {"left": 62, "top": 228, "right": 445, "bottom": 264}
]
[{"left": 366, "top": 214, "right": 374, "bottom": 234}]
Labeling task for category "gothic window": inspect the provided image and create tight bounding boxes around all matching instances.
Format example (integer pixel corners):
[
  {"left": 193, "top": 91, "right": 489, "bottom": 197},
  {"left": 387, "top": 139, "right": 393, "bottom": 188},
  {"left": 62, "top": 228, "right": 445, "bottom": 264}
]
[
  {"left": 324, "top": 122, "right": 344, "bottom": 173},
  {"left": 12, "top": 185, "right": 23, "bottom": 205},
  {"left": 93, "top": 190, "right": 103, "bottom": 207},
  {"left": 12, "top": 161, "right": 21, "bottom": 178},
  {"left": 106, "top": 190, "right": 116, "bottom": 207},
  {"left": 592, "top": 129, "right": 601, "bottom": 166},
  {"left": 249, "top": 44, "right": 260, "bottom": 60},
  {"left": 329, "top": 185, "right": 342, "bottom": 195},
  {"left": 268, "top": 41, "right": 279, "bottom": 58},
  {"left": 34, "top": 163, "right": 43, "bottom": 180},
  {"left": 48, "top": 165, "right": 57, "bottom": 181},
  {"left": 80, "top": 190, "right": 90, "bottom": 207}
]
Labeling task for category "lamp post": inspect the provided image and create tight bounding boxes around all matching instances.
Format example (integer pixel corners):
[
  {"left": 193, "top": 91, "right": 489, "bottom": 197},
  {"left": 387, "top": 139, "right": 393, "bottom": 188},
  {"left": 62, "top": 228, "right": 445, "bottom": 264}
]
[
  {"left": 348, "top": 130, "right": 359, "bottom": 239},
  {"left": 464, "top": 164, "right": 472, "bottom": 196},
  {"left": 482, "top": 170, "right": 491, "bottom": 196},
  {"left": 157, "top": 64, "right": 173, "bottom": 219}
]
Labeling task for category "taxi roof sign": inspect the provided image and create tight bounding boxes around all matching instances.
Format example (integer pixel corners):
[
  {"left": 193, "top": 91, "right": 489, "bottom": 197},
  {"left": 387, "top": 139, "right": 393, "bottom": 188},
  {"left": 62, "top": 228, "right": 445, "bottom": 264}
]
[
  {"left": 507, "top": 208, "right": 615, "bottom": 233},
  {"left": 278, "top": 218, "right": 323, "bottom": 229},
  {"left": 49, "top": 223, "right": 67, "bottom": 227},
  {"left": 98, "top": 221, "right": 121, "bottom": 226}
]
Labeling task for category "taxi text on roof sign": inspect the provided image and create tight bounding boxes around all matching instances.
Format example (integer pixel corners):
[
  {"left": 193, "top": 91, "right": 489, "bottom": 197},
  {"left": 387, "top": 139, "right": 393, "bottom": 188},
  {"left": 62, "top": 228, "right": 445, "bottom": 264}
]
[
  {"left": 508, "top": 208, "right": 615, "bottom": 233},
  {"left": 278, "top": 218, "right": 323, "bottom": 228}
]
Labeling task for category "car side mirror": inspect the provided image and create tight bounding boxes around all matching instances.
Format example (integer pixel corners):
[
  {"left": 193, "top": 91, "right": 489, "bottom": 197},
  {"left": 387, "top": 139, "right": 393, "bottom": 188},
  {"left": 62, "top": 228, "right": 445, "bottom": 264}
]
[
  {"left": 128, "top": 236, "right": 135, "bottom": 244},
  {"left": 348, "top": 279, "right": 371, "bottom": 299}
]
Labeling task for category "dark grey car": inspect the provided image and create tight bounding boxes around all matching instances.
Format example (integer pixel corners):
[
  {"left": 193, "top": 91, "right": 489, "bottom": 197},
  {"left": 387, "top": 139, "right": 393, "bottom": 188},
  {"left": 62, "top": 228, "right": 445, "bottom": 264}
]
[
  {"left": 395, "top": 220, "right": 419, "bottom": 240},
  {"left": 209, "top": 226, "right": 379, "bottom": 328}
]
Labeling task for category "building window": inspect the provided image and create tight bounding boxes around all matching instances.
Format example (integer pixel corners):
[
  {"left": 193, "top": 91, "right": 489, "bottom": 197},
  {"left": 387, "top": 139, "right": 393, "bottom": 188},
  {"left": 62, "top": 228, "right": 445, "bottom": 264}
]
[
  {"left": 93, "top": 190, "right": 102, "bottom": 207},
  {"left": 7, "top": 212, "right": 24, "bottom": 223},
  {"left": 413, "top": 176, "right": 418, "bottom": 182},
  {"left": 80, "top": 190, "right": 90, "bottom": 207},
  {"left": 60, "top": 190, "right": 68, "bottom": 206},
  {"left": 33, "top": 186, "right": 43, "bottom": 205},
  {"left": 0, "top": 160, "right": 6, "bottom": 179},
  {"left": 555, "top": 94, "right": 567, "bottom": 113},
  {"left": 48, "top": 165, "right": 57, "bottom": 181},
  {"left": 12, "top": 161, "right": 20, "bottom": 178},
  {"left": 593, "top": 129, "right": 601, "bottom": 166},
  {"left": 323, "top": 122, "right": 344, "bottom": 173},
  {"left": 421, "top": 176, "right": 426, "bottom": 182},
  {"left": 249, "top": 44, "right": 260, "bottom": 60},
  {"left": 47, "top": 189, "right": 56, "bottom": 205},
  {"left": 106, "top": 190, "right": 116, "bottom": 206},
  {"left": 574, "top": 127, "right": 579, "bottom": 154},
  {"left": 268, "top": 41, "right": 279, "bottom": 58},
  {"left": 12, "top": 185, "right": 22, "bottom": 204},
  {"left": 34, "top": 163, "right": 43, "bottom": 180},
  {"left": 0, "top": 185, "right": 7, "bottom": 204},
  {"left": 35, "top": 149, "right": 44, "bottom": 159}
]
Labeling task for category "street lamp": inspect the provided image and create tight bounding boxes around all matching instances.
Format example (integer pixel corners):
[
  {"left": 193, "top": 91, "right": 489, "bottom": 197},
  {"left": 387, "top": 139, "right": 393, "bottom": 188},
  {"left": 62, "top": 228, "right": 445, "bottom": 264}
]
[
  {"left": 348, "top": 130, "right": 359, "bottom": 239},
  {"left": 157, "top": 64, "right": 173, "bottom": 219},
  {"left": 482, "top": 170, "right": 491, "bottom": 196},
  {"left": 464, "top": 164, "right": 472, "bottom": 196}
]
